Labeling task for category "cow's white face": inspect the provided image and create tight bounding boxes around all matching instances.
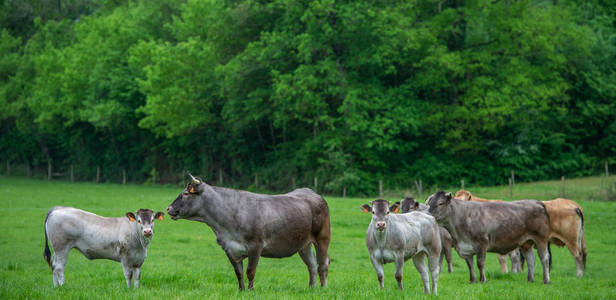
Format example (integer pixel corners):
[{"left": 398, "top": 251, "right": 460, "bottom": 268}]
[
  {"left": 126, "top": 209, "right": 164, "bottom": 239},
  {"left": 361, "top": 199, "right": 400, "bottom": 231}
]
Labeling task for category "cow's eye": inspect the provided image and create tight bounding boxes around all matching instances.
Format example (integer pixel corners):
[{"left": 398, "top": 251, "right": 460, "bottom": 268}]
[{"left": 137, "top": 219, "right": 141, "bottom": 223}]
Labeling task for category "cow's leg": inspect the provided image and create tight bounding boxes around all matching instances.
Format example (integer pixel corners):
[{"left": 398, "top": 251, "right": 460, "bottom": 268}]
[
  {"left": 477, "top": 250, "right": 487, "bottom": 283},
  {"left": 298, "top": 244, "right": 318, "bottom": 287},
  {"left": 121, "top": 260, "right": 133, "bottom": 288},
  {"left": 412, "top": 252, "right": 430, "bottom": 293},
  {"left": 510, "top": 248, "right": 522, "bottom": 273},
  {"left": 314, "top": 229, "right": 330, "bottom": 288},
  {"left": 225, "top": 251, "right": 245, "bottom": 290},
  {"left": 394, "top": 254, "right": 405, "bottom": 290},
  {"left": 497, "top": 254, "right": 508, "bottom": 273},
  {"left": 464, "top": 256, "right": 476, "bottom": 283},
  {"left": 51, "top": 247, "right": 70, "bottom": 287},
  {"left": 444, "top": 246, "right": 453, "bottom": 273},
  {"left": 427, "top": 252, "right": 440, "bottom": 294},
  {"left": 369, "top": 254, "right": 385, "bottom": 288},
  {"left": 536, "top": 242, "right": 551, "bottom": 284},
  {"left": 563, "top": 237, "right": 584, "bottom": 276},
  {"left": 133, "top": 267, "right": 141, "bottom": 288},
  {"left": 521, "top": 245, "right": 535, "bottom": 282},
  {"left": 246, "top": 247, "right": 262, "bottom": 290}
]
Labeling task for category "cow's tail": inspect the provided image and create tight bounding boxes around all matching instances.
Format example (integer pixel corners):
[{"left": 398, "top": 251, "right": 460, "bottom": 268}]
[
  {"left": 548, "top": 242, "right": 552, "bottom": 270},
  {"left": 575, "top": 207, "right": 586, "bottom": 269},
  {"left": 43, "top": 208, "right": 54, "bottom": 269}
]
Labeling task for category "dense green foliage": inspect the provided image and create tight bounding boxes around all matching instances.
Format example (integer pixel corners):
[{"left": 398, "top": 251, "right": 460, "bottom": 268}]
[
  {"left": 1, "top": 0, "right": 615, "bottom": 195},
  {"left": 1, "top": 176, "right": 615, "bottom": 299}
]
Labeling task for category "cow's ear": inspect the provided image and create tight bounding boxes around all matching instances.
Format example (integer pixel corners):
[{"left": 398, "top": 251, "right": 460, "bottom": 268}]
[
  {"left": 361, "top": 204, "right": 372, "bottom": 213},
  {"left": 445, "top": 193, "right": 452, "bottom": 203},
  {"left": 154, "top": 212, "right": 164, "bottom": 221},
  {"left": 390, "top": 202, "right": 400, "bottom": 213},
  {"left": 188, "top": 184, "right": 196, "bottom": 194},
  {"left": 126, "top": 212, "right": 136, "bottom": 222}
]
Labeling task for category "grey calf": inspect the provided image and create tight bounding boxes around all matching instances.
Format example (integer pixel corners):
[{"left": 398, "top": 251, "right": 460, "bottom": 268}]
[
  {"left": 361, "top": 199, "right": 440, "bottom": 293},
  {"left": 44, "top": 206, "right": 164, "bottom": 287}
]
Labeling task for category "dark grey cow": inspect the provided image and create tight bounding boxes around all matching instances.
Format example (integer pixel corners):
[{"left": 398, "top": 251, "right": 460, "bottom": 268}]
[
  {"left": 361, "top": 199, "right": 440, "bottom": 293},
  {"left": 427, "top": 191, "right": 551, "bottom": 284},
  {"left": 166, "top": 174, "right": 330, "bottom": 290},
  {"left": 43, "top": 207, "right": 164, "bottom": 287},
  {"left": 399, "top": 197, "right": 455, "bottom": 273}
]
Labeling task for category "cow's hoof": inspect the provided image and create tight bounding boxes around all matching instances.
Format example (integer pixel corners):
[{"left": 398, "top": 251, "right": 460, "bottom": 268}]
[{"left": 543, "top": 280, "right": 551, "bottom": 284}]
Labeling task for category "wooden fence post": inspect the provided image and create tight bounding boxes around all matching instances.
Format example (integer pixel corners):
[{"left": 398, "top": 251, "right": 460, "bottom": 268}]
[
  {"left": 122, "top": 168, "right": 126, "bottom": 184},
  {"left": 314, "top": 177, "right": 318, "bottom": 193},
  {"left": 415, "top": 179, "right": 423, "bottom": 201},
  {"left": 461, "top": 179, "right": 465, "bottom": 190},
  {"left": 218, "top": 168, "right": 223, "bottom": 186},
  {"left": 292, "top": 177, "right": 296, "bottom": 189},
  {"left": 379, "top": 179, "right": 383, "bottom": 198},
  {"left": 343, "top": 186, "right": 347, "bottom": 198},
  {"left": 26, "top": 162, "right": 31, "bottom": 177},
  {"left": 70, "top": 164, "right": 74, "bottom": 182},
  {"left": 606, "top": 161, "right": 609, "bottom": 177},
  {"left": 511, "top": 170, "right": 515, "bottom": 185},
  {"left": 254, "top": 174, "right": 258, "bottom": 188},
  {"left": 508, "top": 178, "right": 513, "bottom": 200},
  {"left": 47, "top": 161, "right": 52, "bottom": 181},
  {"left": 96, "top": 165, "right": 101, "bottom": 183},
  {"left": 561, "top": 176, "right": 565, "bottom": 197}
]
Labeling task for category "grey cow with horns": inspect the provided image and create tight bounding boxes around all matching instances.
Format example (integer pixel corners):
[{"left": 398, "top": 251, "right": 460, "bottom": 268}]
[{"left": 166, "top": 173, "right": 331, "bottom": 290}]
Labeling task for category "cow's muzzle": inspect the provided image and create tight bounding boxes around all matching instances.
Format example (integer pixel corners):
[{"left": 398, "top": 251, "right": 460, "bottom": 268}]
[
  {"left": 167, "top": 206, "right": 179, "bottom": 220},
  {"left": 143, "top": 229, "right": 153, "bottom": 237},
  {"left": 376, "top": 221, "right": 386, "bottom": 231}
]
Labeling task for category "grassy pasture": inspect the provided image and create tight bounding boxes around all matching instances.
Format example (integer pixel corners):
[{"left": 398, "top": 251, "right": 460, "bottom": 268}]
[{"left": 0, "top": 176, "right": 615, "bottom": 299}]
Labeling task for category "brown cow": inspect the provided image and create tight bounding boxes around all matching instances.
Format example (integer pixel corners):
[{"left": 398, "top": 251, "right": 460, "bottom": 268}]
[
  {"left": 543, "top": 198, "right": 586, "bottom": 276},
  {"left": 453, "top": 190, "right": 522, "bottom": 273}
]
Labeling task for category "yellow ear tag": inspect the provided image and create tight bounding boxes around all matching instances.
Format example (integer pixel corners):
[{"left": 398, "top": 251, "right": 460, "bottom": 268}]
[
  {"left": 362, "top": 207, "right": 370, "bottom": 213},
  {"left": 188, "top": 186, "right": 195, "bottom": 193},
  {"left": 128, "top": 215, "right": 135, "bottom": 222},
  {"left": 393, "top": 207, "right": 399, "bottom": 213},
  {"left": 156, "top": 214, "right": 164, "bottom": 221}
]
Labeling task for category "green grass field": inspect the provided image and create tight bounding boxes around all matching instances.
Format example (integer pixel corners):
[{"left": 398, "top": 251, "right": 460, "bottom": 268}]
[{"left": 1, "top": 176, "right": 615, "bottom": 299}]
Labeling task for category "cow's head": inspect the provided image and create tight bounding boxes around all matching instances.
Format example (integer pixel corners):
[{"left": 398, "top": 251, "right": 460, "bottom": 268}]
[
  {"left": 399, "top": 197, "right": 421, "bottom": 213},
  {"left": 427, "top": 191, "right": 453, "bottom": 221},
  {"left": 361, "top": 199, "right": 399, "bottom": 231},
  {"left": 455, "top": 189, "right": 472, "bottom": 201},
  {"left": 167, "top": 173, "right": 206, "bottom": 221},
  {"left": 126, "top": 208, "right": 164, "bottom": 238}
]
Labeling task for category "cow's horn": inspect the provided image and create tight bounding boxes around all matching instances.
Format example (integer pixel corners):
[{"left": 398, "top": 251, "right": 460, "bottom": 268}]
[{"left": 188, "top": 172, "right": 201, "bottom": 184}]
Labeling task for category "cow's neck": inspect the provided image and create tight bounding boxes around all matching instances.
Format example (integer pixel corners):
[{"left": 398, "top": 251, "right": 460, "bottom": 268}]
[
  {"left": 441, "top": 199, "right": 468, "bottom": 243},
  {"left": 128, "top": 222, "right": 150, "bottom": 250},
  {"left": 197, "top": 185, "right": 238, "bottom": 235}
]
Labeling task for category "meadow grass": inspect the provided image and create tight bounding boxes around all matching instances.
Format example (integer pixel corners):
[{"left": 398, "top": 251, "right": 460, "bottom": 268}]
[{"left": 0, "top": 176, "right": 615, "bottom": 299}]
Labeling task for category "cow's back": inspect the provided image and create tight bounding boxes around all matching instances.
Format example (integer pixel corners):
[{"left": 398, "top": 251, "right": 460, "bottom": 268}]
[{"left": 221, "top": 187, "right": 329, "bottom": 258}]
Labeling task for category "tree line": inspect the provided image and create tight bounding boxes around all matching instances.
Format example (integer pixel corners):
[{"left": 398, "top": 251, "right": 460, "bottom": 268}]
[{"left": 1, "top": 0, "right": 615, "bottom": 196}]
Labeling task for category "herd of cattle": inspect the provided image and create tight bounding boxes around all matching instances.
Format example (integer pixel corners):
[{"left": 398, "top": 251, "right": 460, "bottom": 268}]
[{"left": 42, "top": 174, "right": 586, "bottom": 294}]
